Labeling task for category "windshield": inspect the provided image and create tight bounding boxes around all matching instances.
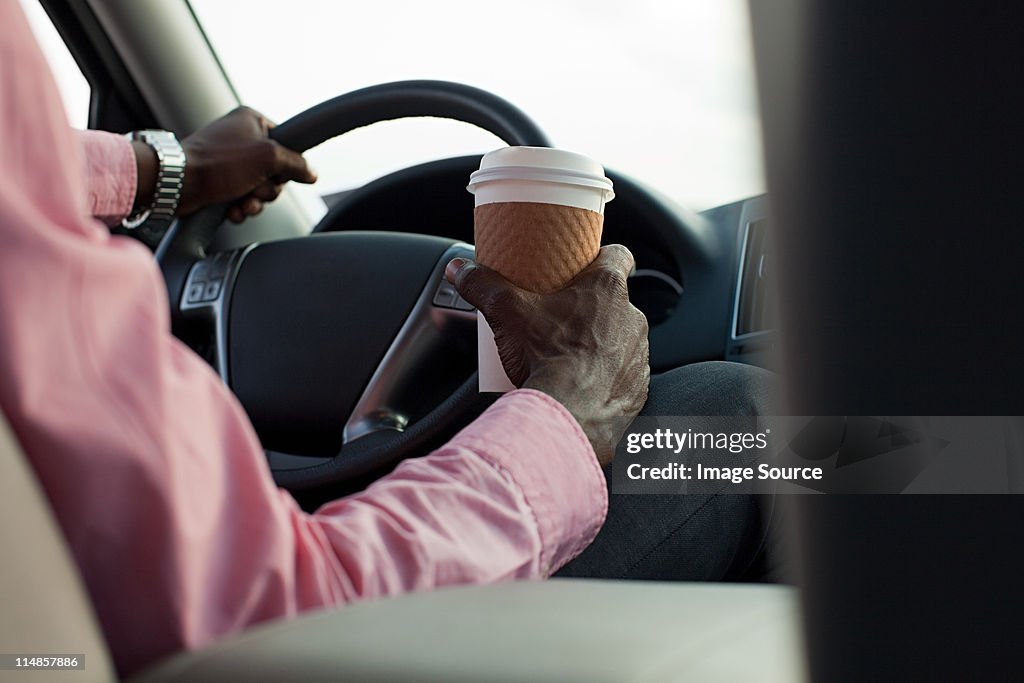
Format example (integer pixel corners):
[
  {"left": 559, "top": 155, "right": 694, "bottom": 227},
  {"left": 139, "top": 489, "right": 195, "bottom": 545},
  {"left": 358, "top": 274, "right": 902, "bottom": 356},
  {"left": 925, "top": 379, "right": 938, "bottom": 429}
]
[{"left": 189, "top": 0, "right": 763, "bottom": 211}]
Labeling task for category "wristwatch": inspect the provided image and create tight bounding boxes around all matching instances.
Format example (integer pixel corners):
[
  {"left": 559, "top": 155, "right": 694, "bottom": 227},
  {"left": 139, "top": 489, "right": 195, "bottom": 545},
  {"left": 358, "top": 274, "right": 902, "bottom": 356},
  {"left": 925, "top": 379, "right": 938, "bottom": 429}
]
[{"left": 122, "top": 129, "right": 186, "bottom": 232}]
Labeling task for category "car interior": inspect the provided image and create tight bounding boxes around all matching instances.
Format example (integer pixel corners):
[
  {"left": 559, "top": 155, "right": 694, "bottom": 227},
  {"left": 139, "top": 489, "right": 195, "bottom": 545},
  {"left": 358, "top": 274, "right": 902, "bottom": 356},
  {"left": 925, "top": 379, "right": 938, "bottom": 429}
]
[{"left": 3, "top": 0, "right": 1022, "bottom": 681}]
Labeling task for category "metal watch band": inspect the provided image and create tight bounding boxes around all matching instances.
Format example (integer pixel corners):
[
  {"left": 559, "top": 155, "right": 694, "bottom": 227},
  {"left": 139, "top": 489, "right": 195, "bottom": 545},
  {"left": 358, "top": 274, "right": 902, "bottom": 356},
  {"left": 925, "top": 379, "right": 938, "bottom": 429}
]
[{"left": 122, "top": 129, "right": 186, "bottom": 232}]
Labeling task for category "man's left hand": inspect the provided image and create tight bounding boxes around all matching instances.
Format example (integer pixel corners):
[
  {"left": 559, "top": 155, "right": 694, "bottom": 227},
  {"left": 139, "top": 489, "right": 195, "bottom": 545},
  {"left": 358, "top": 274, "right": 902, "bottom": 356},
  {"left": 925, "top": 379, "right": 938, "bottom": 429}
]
[{"left": 133, "top": 106, "right": 318, "bottom": 223}]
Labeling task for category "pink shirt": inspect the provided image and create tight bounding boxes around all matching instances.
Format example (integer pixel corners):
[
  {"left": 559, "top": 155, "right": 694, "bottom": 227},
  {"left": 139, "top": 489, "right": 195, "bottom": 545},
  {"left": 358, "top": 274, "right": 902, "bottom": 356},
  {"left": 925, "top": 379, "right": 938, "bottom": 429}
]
[{"left": 0, "top": 2, "right": 606, "bottom": 676}]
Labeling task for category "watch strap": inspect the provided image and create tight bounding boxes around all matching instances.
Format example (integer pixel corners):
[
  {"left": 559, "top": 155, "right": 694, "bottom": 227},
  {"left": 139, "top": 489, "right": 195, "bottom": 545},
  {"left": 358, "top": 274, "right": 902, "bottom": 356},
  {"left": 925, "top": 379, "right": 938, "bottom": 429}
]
[{"left": 122, "top": 129, "right": 186, "bottom": 232}]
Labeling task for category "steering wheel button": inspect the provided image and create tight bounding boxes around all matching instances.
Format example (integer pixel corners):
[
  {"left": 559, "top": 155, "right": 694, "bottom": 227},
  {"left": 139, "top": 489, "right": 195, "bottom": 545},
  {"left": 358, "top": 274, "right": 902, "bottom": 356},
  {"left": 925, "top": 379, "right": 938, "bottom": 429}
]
[
  {"left": 453, "top": 296, "right": 475, "bottom": 311},
  {"left": 202, "top": 280, "right": 222, "bottom": 301},
  {"left": 186, "top": 283, "right": 205, "bottom": 304},
  {"left": 433, "top": 282, "right": 458, "bottom": 308}
]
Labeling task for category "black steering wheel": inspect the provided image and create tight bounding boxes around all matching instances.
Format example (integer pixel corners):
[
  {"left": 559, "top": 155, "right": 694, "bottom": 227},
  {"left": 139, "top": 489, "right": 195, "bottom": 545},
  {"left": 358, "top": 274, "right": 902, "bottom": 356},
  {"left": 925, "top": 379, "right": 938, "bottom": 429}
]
[{"left": 158, "top": 80, "right": 550, "bottom": 492}]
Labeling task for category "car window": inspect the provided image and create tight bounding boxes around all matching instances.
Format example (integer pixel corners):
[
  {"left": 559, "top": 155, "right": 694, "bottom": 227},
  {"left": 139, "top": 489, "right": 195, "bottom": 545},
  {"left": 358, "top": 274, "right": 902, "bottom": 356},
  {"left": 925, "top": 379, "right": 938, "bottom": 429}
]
[
  {"left": 189, "top": 0, "right": 763, "bottom": 211},
  {"left": 19, "top": 0, "right": 91, "bottom": 129}
]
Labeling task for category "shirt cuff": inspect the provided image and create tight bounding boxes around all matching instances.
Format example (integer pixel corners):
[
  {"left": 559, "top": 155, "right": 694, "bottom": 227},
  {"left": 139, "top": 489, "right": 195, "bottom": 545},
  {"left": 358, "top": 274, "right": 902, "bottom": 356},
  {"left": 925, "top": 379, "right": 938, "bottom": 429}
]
[
  {"left": 79, "top": 129, "right": 137, "bottom": 225},
  {"left": 451, "top": 388, "right": 609, "bottom": 575}
]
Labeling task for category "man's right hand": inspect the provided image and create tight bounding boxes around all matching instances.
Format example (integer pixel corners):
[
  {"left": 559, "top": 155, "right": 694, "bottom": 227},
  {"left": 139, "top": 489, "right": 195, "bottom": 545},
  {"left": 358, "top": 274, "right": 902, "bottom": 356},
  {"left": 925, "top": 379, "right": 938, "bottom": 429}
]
[{"left": 447, "top": 244, "right": 650, "bottom": 465}]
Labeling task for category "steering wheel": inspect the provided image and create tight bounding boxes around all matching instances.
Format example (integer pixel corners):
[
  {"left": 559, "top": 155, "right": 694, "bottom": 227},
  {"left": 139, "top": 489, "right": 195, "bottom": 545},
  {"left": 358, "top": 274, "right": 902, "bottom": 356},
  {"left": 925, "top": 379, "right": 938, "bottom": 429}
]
[{"left": 157, "top": 80, "right": 551, "bottom": 492}]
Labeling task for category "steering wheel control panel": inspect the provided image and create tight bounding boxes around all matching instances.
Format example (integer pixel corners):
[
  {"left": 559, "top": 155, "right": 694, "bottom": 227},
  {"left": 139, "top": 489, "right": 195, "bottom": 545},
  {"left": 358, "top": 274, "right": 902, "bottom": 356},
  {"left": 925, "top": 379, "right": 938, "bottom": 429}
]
[
  {"left": 178, "top": 248, "right": 251, "bottom": 384},
  {"left": 432, "top": 279, "right": 475, "bottom": 311},
  {"left": 183, "top": 252, "right": 234, "bottom": 306}
]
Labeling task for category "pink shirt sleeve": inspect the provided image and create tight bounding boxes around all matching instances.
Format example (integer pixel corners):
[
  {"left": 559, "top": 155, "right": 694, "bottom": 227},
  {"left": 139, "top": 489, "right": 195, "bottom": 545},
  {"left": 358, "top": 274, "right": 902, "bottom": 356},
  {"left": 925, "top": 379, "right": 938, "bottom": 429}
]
[
  {"left": 0, "top": 4, "right": 607, "bottom": 678},
  {"left": 79, "top": 129, "right": 137, "bottom": 224}
]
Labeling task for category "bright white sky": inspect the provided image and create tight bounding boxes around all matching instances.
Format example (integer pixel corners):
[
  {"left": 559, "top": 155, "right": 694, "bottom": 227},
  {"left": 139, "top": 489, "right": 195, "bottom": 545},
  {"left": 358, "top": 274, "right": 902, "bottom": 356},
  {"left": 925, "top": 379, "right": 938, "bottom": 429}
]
[{"left": 22, "top": 0, "right": 765, "bottom": 211}]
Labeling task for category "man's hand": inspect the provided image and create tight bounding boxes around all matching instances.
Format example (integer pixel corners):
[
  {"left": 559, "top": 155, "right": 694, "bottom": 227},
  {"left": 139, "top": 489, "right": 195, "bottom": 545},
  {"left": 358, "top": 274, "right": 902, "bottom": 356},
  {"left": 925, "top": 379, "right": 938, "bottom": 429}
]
[
  {"left": 134, "top": 107, "right": 317, "bottom": 224},
  {"left": 180, "top": 106, "right": 317, "bottom": 222},
  {"left": 447, "top": 245, "right": 650, "bottom": 465}
]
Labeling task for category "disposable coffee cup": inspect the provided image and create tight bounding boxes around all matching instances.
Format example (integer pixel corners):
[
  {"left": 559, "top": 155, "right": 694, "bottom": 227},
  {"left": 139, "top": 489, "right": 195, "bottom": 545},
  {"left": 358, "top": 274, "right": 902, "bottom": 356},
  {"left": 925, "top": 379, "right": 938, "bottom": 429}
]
[{"left": 467, "top": 146, "right": 615, "bottom": 392}]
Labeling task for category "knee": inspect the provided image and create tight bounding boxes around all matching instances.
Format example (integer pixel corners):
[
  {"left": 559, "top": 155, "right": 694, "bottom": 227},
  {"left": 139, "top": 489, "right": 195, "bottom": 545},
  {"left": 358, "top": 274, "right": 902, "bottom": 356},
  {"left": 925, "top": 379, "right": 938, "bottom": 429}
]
[{"left": 644, "top": 361, "right": 775, "bottom": 416}]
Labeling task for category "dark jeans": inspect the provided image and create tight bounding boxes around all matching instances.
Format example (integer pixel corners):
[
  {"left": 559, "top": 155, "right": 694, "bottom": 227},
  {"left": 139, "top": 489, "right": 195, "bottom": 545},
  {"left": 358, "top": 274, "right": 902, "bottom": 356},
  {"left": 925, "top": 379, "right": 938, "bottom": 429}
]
[{"left": 556, "top": 361, "right": 780, "bottom": 581}]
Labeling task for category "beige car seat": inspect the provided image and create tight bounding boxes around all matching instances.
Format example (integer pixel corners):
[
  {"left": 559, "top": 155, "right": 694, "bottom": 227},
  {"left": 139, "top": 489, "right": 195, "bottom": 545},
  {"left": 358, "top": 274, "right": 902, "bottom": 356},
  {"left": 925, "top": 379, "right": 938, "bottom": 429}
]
[{"left": 0, "top": 412, "right": 116, "bottom": 683}]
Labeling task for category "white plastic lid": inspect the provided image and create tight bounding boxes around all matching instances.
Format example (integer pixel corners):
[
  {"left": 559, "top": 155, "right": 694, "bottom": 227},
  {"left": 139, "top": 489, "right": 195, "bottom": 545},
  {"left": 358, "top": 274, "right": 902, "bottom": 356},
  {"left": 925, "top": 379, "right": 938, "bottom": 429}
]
[
  {"left": 467, "top": 146, "right": 615, "bottom": 212},
  {"left": 478, "top": 146, "right": 606, "bottom": 175}
]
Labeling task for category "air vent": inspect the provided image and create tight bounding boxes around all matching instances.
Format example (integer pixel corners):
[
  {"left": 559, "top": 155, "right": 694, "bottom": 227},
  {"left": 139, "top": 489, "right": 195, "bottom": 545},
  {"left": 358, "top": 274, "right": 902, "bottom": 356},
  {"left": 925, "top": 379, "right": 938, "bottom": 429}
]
[{"left": 734, "top": 219, "right": 772, "bottom": 337}]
